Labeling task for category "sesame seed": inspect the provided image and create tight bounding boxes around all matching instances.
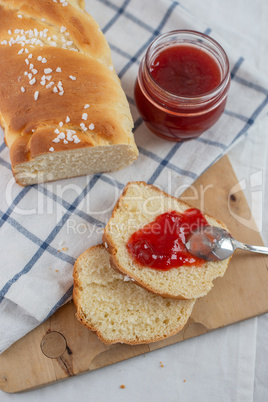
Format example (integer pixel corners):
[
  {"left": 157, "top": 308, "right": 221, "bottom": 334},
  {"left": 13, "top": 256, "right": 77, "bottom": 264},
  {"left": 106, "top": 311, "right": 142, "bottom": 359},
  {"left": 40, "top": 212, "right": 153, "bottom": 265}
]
[
  {"left": 82, "top": 113, "right": 88, "bottom": 120},
  {"left": 25, "top": 48, "right": 29, "bottom": 53},
  {"left": 41, "top": 18, "right": 46, "bottom": 22},
  {"left": 18, "top": 48, "right": 24, "bottom": 54},
  {"left": 42, "top": 58, "right": 47, "bottom": 63},
  {"left": 1, "top": 40, "right": 7, "bottom": 45},
  {"left": 25, "top": 59, "right": 29, "bottom": 65},
  {"left": 109, "top": 66, "right": 114, "bottom": 71},
  {"left": 52, "top": 138, "right": 60, "bottom": 143},
  {"left": 63, "top": 139, "right": 68, "bottom": 144},
  {"left": 56, "top": 67, "right": 62, "bottom": 72},
  {"left": 49, "top": 147, "right": 54, "bottom": 152},
  {"left": 52, "top": 35, "right": 58, "bottom": 40},
  {"left": 58, "top": 132, "right": 65, "bottom": 139},
  {"left": 40, "top": 81, "right": 46, "bottom": 86},
  {"left": 88, "top": 123, "right": 95, "bottom": 130},
  {"left": 54, "top": 128, "right": 60, "bottom": 134},
  {"left": 8, "top": 29, "right": 12, "bottom": 35},
  {"left": 59, "top": 122, "right": 63, "bottom": 127},
  {"left": 53, "top": 87, "right": 58, "bottom": 93},
  {"left": 21, "top": 87, "right": 25, "bottom": 93},
  {"left": 28, "top": 53, "right": 33, "bottom": 58},
  {"left": 66, "top": 41, "right": 73, "bottom": 46},
  {"left": 17, "top": 14, "right": 22, "bottom": 18},
  {"left": 29, "top": 63, "right": 34, "bottom": 70},
  {"left": 44, "top": 68, "right": 52, "bottom": 74},
  {"left": 29, "top": 78, "right": 36, "bottom": 85},
  {"left": 28, "top": 73, "right": 33, "bottom": 79},
  {"left": 45, "top": 75, "right": 52, "bottom": 81},
  {"left": 37, "top": 56, "right": 42, "bottom": 61},
  {"left": 69, "top": 75, "right": 76, "bottom": 80},
  {"left": 80, "top": 123, "right": 86, "bottom": 131},
  {"left": 24, "top": 72, "right": 28, "bottom": 76},
  {"left": 84, "top": 104, "right": 90, "bottom": 109},
  {"left": 59, "top": 91, "right": 64, "bottom": 95},
  {"left": 60, "top": 26, "right": 67, "bottom": 33},
  {"left": 34, "top": 91, "right": 39, "bottom": 100},
  {"left": 62, "top": 2, "right": 68, "bottom": 6},
  {"left": 65, "top": 116, "right": 70, "bottom": 123},
  {"left": 32, "top": 69, "right": 38, "bottom": 74}
]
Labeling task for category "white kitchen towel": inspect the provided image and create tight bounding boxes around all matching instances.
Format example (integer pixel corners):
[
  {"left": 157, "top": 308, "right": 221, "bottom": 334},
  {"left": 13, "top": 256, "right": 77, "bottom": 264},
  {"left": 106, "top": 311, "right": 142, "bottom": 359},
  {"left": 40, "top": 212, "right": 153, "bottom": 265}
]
[{"left": 0, "top": 0, "right": 268, "bottom": 354}]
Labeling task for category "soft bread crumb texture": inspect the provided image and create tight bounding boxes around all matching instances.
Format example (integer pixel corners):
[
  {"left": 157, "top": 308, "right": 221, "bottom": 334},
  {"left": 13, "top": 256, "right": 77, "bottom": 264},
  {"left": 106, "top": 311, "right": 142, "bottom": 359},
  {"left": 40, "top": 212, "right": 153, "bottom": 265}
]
[
  {"left": 103, "top": 181, "right": 231, "bottom": 300},
  {"left": 73, "top": 245, "right": 195, "bottom": 345},
  {"left": 13, "top": 144, "right": 137, "bottom": 185}
]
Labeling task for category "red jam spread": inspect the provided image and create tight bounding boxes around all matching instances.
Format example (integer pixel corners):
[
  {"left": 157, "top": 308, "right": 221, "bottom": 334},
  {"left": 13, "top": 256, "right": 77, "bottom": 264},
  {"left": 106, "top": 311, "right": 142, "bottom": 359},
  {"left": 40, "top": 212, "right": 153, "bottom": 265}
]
[
  {"left": 150, "top": 45, "right": 221, "bottom": 96},
  {"left": 126, "top": 209, "right": 209, "bottom": 270}
]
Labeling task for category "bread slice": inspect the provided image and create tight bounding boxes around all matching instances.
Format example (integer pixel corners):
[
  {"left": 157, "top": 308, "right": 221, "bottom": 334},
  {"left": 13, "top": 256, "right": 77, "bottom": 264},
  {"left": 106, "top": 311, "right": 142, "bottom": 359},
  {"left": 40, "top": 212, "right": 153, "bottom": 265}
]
[
  {"left": 0, "top": 0, "right": 138, "bottom": 185},
  {"left": 73, "top": 245, "right": 195, "bottom": 345},
  {"left": 103, "top": 181, "right": 231, "bottom": 300}
]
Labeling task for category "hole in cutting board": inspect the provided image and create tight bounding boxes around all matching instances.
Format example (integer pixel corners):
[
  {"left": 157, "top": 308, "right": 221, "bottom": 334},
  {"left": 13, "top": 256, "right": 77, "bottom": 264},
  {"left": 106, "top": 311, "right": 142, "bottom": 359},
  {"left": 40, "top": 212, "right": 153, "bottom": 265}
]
[{"left": 40, "top": 331, "right": 67, "bottom": 359}]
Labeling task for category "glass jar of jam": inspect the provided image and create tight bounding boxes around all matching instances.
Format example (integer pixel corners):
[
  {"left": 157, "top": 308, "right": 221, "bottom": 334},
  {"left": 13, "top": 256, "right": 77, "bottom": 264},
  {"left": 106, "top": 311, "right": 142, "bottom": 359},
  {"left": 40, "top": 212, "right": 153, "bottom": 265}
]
[{"left": 134, "top": 30, "right": 231, "bottom": 142}]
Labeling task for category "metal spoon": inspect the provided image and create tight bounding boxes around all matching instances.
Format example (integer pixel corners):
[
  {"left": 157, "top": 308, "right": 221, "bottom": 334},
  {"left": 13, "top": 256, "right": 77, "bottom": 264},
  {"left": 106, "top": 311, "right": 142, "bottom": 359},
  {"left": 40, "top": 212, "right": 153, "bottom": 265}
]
[{"left": 185, "top": 226, "right": 268, "bottom": 261}]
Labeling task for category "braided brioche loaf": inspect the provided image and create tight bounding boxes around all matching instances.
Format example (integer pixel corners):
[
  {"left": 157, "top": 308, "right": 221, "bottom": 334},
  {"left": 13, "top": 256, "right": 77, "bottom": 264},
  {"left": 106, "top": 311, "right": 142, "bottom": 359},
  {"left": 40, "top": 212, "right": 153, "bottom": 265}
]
[{"left": 0, "top": 0, "right": 138, "bottom": 185}]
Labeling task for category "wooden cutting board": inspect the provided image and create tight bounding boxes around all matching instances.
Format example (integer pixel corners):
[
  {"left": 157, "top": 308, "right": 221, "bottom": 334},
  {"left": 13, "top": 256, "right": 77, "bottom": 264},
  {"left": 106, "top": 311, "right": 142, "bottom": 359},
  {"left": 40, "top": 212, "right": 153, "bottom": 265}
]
[{"left": 1, "top": 154, "right": 268, "bottom": 393}]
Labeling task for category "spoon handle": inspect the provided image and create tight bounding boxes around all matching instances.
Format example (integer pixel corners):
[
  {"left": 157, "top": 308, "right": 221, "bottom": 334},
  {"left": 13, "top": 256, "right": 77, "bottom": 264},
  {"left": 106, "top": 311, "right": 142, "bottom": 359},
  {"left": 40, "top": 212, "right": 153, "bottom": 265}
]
[{"left": 233, "top": 240, "right": 268, "bottom": 255}]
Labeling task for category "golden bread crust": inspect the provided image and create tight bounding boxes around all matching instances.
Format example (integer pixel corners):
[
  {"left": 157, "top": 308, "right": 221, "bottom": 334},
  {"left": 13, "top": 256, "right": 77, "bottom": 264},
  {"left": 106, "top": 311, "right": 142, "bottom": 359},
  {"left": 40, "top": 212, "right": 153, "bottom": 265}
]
[{"left": 0, "top": 0, "right": 138, "bottom": 183}]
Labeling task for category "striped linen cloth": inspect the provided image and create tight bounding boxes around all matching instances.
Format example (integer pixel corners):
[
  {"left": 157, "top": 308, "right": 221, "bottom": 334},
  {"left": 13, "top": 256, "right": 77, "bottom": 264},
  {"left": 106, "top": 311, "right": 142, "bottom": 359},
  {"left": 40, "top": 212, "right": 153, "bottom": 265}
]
[{"left": 0, "top": 0, "right": 268, "bottom": 354}]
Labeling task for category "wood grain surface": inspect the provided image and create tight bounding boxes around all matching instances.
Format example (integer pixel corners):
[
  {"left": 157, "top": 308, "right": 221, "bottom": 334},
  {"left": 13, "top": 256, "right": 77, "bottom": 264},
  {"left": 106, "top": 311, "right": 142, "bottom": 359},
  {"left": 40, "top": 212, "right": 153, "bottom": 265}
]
[{"left": 1, "top": 155, "right": 268, "bottom": 393}]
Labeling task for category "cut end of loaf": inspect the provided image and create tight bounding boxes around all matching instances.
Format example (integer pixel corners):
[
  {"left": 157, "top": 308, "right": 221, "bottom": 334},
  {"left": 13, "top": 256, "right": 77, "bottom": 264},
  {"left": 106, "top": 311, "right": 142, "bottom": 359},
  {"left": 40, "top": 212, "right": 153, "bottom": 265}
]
[
  {"left": 12, "top": 144, "right": 138, "bottom": 186},
  {"left": 103, "top": 181, "right": 232, "bottom": 300},
  {"left": 73, "top": 245, "right": 195, "bottom": 345}
]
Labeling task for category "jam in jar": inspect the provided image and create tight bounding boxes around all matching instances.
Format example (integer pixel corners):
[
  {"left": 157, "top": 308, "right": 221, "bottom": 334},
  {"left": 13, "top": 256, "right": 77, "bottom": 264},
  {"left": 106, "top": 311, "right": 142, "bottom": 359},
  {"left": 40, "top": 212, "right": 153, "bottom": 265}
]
[{"left": 134, "top": 30, "right": 230, "bottom": 141}]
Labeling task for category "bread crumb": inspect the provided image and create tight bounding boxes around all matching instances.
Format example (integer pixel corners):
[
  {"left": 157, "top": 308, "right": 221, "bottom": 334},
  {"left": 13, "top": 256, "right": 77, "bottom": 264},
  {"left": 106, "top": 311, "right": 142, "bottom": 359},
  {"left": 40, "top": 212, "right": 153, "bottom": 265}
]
[
  {"left": 120, "top": 385, "right": 125, "bottom": 389},
  {"left": 55, "top": 270, "right": 59, "bottom": 272},
  {"left": 62, "top": 247, "right": 68, "bottom": 251},
  {"left": 160, "top": 362, "right": 164, "bottom": 368},
  {"left": 183, "top": 379, "right": 186, "bottom": 383}
]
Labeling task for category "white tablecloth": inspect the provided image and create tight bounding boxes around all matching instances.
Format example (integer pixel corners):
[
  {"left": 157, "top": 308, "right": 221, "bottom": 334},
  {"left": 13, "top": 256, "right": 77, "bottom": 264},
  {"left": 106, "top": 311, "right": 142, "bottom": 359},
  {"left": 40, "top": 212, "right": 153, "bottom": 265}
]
[{"left": 1, "top": 0, "right": 268, "bottom": 400}]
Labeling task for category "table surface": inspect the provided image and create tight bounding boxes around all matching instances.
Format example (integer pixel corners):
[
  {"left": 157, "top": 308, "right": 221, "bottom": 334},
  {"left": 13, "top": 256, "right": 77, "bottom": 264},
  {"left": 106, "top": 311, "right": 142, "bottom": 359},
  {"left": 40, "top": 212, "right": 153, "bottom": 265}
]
[{"left": 1, "top": 0, "right": 268, "bottom": 401}]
